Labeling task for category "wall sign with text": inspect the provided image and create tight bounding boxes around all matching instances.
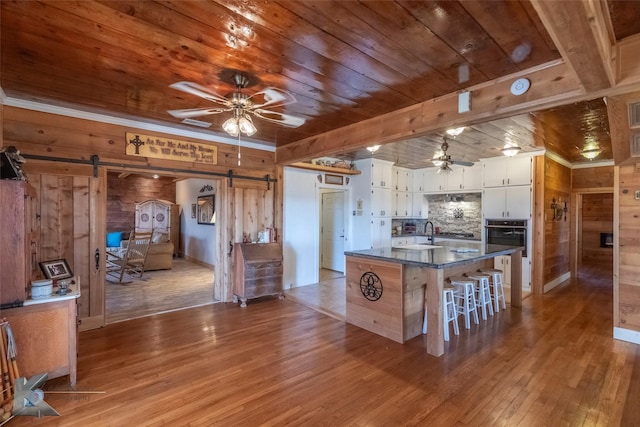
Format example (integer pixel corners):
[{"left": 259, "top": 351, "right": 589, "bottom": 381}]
[{"left": 125, "top": 132, "right": 218, "bottom": 165}]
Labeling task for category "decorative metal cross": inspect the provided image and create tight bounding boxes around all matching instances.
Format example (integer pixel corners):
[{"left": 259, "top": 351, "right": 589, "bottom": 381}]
[{"left": 128, "top": 134, "right": 145, "bottom": 154}]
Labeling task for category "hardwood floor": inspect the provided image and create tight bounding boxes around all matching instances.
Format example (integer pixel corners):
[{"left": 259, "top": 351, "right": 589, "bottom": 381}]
[
  {"left": 11, "top": 266, "right": 639, "bottom": 426},
  {"left": 105, "top": 257, "right": 216, "bottom": 324},
  {"left": 286, "top": 268, "right": 346, "bottom": 320}
]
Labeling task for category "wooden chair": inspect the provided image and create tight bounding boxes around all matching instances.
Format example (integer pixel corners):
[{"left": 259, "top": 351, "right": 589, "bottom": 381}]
[{"left": 106, "top": 231, "right": 152, "bottom": 283}]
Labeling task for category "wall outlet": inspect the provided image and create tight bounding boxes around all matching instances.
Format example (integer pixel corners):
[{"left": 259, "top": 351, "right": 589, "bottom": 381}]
[{"left": 635, "top": 190, "right": 640, "bottom": 200}]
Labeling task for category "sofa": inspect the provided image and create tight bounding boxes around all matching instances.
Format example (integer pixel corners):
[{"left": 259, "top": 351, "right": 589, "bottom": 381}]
[{"left": 108, "top": 230, "right": 174, "bottom": 271}]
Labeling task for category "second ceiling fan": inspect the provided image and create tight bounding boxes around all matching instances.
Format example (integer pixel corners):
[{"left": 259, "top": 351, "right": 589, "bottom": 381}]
[{"left": 432, "top": 136, "right": 474, "bottom": 173}]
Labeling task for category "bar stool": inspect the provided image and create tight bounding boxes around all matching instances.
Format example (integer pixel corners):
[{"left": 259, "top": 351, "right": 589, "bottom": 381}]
[
  {"left": 480, "top": 268, "right": 507, "bottom": 312},
  {"left": 442, "top": 284, "right": 460, "bottom": 341},
  {"left": 421, "top": 285, "right": 460, "bottom": 341},
  {"left": 450, "top": 276, "right": 479, "bottom": 329},
  {"left": 465, "top": 272, "right": 494, "bottom": 320}
]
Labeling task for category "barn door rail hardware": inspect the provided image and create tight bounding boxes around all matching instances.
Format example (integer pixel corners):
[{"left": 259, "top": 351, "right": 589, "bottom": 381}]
[{"left": 21, "top": 154, "right": 277, "bottom": 185}]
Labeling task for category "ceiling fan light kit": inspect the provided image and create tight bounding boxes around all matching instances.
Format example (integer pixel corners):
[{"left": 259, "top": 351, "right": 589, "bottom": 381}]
[
  {"left": 445, "top": 127, "right": 466, "bottom": 136},
  {"left": 168, "top": 72, "right": 305, "bottom": 137},
  {"left": 366, "top": 145, "right": 380, "bottom": 153}
]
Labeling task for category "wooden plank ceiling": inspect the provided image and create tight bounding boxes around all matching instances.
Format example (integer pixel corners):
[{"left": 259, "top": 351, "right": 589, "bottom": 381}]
[{"left": 2, "top": 1, "right": 639, "bottom": 168}]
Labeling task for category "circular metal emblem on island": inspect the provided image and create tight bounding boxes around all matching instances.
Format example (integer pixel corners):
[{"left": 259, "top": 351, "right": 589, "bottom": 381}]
[{"left": 359, "top": 272, "right": 383, "bottom": 301}]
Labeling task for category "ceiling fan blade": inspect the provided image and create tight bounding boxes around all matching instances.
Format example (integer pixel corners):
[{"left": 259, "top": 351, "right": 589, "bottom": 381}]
[
  {"left": 167, "top": 107, "right": 229, "bottom": 118},
  {"left": 253, "top": 109, "right": 306, "bottom": 128},
  {"left": 450, "top": 159, "right": 474, "bottom": 167},
  {"left": 169, "top": 81, "right": 230, "bottom": 106},
  {"left": 249, "top": 87, "right": 297, "bottom": 109}
]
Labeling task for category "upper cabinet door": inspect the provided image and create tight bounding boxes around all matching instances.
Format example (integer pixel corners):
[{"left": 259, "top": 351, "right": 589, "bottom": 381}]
[
  {"left": 371, "top": 160, "right": 393, "bottom": 189},
  {"left": 483, "top": 156, "right": 532, "bottom": 187},
  {"left": 462, "top": 165, "right": 482, "bottom": 191}
]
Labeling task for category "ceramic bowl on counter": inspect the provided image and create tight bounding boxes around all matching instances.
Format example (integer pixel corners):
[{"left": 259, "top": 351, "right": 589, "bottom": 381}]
[{"left": 31, "top": 279, "right": 53, "bottom": 299}]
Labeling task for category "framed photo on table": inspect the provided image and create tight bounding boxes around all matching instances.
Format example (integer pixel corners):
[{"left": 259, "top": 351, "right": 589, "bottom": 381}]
[{"left": 39, "top": 259, "right": 74, "bottom": 281}]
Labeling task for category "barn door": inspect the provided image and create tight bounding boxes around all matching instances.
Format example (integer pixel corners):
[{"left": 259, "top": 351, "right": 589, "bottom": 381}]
[{"left": 24, "top": 161, "right": 107, "bottom": 330}]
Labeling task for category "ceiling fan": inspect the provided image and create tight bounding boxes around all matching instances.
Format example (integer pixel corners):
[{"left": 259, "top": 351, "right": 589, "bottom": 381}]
[
  {"left": 432, "top": 136, "right": 474, "bottom": 173},
  {"left": 167, "top": 73, "right": 305, "bottom": 136}
]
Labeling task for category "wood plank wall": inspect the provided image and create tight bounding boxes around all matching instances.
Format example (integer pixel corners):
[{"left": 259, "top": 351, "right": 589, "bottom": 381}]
[
  {"left": 106, "top": 172, "right": 176, "bottom": 234},
  {"left": 617, "top": 165, "right": 640, "bottom": 332},
  {"left": 3, "top": 106, "right": 276, "bottom": 178},
  {"left": 543, "top": 157, "right": 572, "bottom": 283}
]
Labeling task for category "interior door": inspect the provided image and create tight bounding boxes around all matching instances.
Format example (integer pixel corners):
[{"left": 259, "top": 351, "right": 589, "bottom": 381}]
[
  {"left": 321, "top": 191, "right": 345, "bottom": 272},
  {"left": 23, "top": 160, "right": 107, "bottom": 330}
]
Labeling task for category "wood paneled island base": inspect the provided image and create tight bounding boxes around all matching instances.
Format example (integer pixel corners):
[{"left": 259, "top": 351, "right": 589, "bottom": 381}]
[{"left": 345, "top": 242, "right": 523, "bottom": 356}]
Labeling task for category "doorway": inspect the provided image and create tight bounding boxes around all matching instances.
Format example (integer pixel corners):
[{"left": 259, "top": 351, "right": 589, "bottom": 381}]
[
  {"left": 576, "top": 192, "right": 614, "bottom": 280},
  {"left": 105, "top": 171, "right": 217, "bottom": 323},
  {"left": 321, "top": 190, "right": 346, "bottom": 274}
]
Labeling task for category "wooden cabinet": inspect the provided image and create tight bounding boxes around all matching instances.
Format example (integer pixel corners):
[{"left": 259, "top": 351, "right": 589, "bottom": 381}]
[
  {"left": 233, "top": 243, "right": 283, "bottom": 307},
  {"left": 1, "top": 296, "right": 78, "bottom": 386},
  {"left": 135, "top": 199, "right": 180, "bottom": 255},
  {"left": 1, "top": 180, "right": 39, "bottom": 305}
]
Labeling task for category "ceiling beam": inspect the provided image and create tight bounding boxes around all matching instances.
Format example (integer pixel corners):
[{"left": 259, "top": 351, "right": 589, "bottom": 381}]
[
  {"left": 277, "top": 61, "right": 586, "bottom": 164},
  {"left": 607, "top": 90, "right": 640, "bottom": 166},
  {"left": 530, "top": 0, "right": 615, "bottom": 92}
]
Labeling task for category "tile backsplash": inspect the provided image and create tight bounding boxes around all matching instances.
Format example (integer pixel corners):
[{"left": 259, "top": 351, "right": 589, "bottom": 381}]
[{"left": 427, "top": 193, "right": 482, "bottom": 238}]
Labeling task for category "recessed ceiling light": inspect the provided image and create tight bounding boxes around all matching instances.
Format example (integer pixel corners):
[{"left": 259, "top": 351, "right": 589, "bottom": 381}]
[{"left": 152, "top": 174, "right": 159, "bottom": 179}]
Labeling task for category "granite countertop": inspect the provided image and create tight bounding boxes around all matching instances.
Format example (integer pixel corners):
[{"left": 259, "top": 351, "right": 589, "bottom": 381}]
[
  {"left": 392, "top": 232, "right": 480, "bottom": 241},
  {"left": 345, "top": 240, "right": 522, "bottom": 269}
]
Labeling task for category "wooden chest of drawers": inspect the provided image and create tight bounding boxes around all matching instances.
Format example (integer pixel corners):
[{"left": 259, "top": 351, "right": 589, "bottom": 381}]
[{"left": 233, "top": 243, "right": 283, "bottom": 307}]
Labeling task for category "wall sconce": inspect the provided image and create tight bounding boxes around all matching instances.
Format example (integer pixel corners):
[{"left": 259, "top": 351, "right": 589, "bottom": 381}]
[{"left": 550, "top": 197, "right": 568, "bottom": 221}]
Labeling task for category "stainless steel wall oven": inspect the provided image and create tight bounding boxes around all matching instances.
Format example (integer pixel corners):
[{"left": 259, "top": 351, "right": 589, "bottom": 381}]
[{"left": 485, "top": 220, "right": 527, "bottom": 257}]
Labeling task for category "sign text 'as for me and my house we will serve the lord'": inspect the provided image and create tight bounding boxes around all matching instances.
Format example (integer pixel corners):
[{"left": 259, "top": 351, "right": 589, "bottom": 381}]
[{"left": 125, "top": 132, "right": 218, "bottom": 165}]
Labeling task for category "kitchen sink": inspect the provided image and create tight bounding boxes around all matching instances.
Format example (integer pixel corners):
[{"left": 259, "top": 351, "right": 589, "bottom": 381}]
[{"left": 395, "top": 244, "right": 442, "bottom": 250}]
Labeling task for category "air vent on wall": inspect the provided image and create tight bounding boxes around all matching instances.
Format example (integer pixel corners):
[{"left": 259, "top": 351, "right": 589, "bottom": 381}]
[
  {"left": 181, "top": 118, "right": 212, "bottom": 128},
  {"left": 630, "top": 101, "right": 640, "bottom": 128},
  {"left": 631, "top": 133, "right": 640, "bottom": 157}
]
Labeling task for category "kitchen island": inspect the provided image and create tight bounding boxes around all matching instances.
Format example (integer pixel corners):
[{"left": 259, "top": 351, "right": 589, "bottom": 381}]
[{"left": 345, "top": 241, "right": 522, "bottom": 357}]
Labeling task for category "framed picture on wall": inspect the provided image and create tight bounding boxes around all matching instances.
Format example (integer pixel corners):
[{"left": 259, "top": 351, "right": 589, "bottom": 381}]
[
  {"left": 325, "top": 174, "right": 343, "bottom": 185},
  {"left": 39, "top": 259, "right": 74, "bottom": 280}
]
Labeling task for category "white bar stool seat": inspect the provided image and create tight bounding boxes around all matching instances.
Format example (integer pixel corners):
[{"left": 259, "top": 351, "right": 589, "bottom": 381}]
[
  {"left": 480, "top": 268, "right": 507, "bottom": 312},
  {"left": 449, "top": 276, "right": 479, "bottom": 329},
  {"left": 465, "top": 272, "right": 494, "bottom": 320}
]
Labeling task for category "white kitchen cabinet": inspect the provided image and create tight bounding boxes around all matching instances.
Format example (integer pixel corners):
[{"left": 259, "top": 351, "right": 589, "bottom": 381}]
[
  {"left": 371, "top": 188, "right": 392, "bottom": 217},
  {"left": 423, "top": 168, "right": 446, "bottom": 192},
  {"left": 371, "top": 218, "right": 391, "bottom": 248},
  {"left": 393, "top": 191, "right": 411, "bottom": 217},
  {"left": 371, "top": 159, "right": 393, "bottom": 189},
  {"left": 494, "top": 256, "right": 512, "bottom": 286},
  {"left": 392, "top": 236, "right": 410, "bottom": 247},
  {"left": 413, "top": 169, "right": 427, "bottom": 192},
  {"left": 412, "top": 193, "right": 426, "bottom": 217},
  {"left": 462, "top": 164, "right": 482, "bottom": 191},
  {"left": 483, "top": 186, "right": 531, "bottom": 219},
  {"left": 393, "top": 166, "right": 412, "bottom": 192},
  {"left": 483, "top": 156, "right": 532, "bottom": 187},
  {"left": 423, "top": 165, "right": 483, "bottom": 193}
]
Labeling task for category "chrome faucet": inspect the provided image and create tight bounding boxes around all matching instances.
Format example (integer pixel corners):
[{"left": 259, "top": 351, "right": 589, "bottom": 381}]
[{"left": 424, "top": 220, "right": 435, "bottom": 245}]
